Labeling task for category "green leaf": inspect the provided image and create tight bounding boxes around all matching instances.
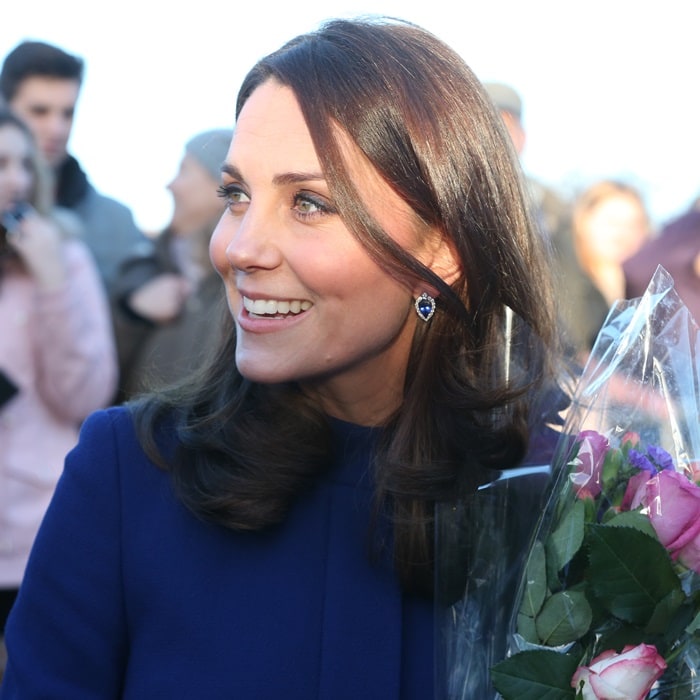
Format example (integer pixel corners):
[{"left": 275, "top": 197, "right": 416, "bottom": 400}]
[
  {"left": 517, "top": 612, "right": 539, "bottom": 643},
  {"left": 491, "top": 649, "right": 579, "bottom": 700},
  {"left": 601, "top": 448, "right": 622, "bottom": 490},
  {"left": 520, "top": 540, "right": 548, "bottom": 617},
  {"left": 587, "top": 525, "right": 682, "bottom": 626},
  {"left": 644, "top": 587, "right": 686, "bottom": 635},
  {"left": 535, "top": 590, "right": 592, "bottom": 646},
  {"left": 603, "top": 509, "right": 656, "bottom": 538},
  {"left": 546, "top": 500, "right": 585, "bottom": 581},
  {"left": 582, "top": 497, "right": 598, "bottom": 525},
  {"left": 686, "top": 608, "right": 700, "bottom": 635}
]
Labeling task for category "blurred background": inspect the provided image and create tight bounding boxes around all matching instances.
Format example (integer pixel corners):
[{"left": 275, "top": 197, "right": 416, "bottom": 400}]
[{"left": 3, "top": 0, "right": 698, "bottom": 233}]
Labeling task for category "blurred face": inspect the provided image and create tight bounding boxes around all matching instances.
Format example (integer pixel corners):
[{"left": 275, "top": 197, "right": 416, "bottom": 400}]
[
  {"left": 167, "top": 153, "right": 225, "bottom": 235},
  {"left": 9, "top": 76, "right": 80, "bottom": 168},
  {"left": 0, "top": 123, "right": 33, "bottom": 213},
  {"left": 583, "top": 194, "right": 650, "bottom": 265},
  {"left": 500, "top": 111, "right": 525, "bottom": 156},
  {"left": 210, "top": 81, "right": 445, "bottom": 423}
]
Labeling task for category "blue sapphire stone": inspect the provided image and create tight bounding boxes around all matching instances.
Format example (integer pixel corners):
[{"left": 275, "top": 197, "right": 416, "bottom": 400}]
[{"left": 415, "top": 293, "right": 435, "bottom": 321}]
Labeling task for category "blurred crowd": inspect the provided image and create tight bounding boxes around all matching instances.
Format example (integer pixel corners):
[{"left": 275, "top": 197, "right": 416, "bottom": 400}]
[
  {"left": 484, "top": 81, "right": 700, "bottom": 359},
  {"left": 0, "top": 40, "right": 232, "bottom": 671},
  {"left": 0, "top": 40, "right": 698, "bottom": 681}
]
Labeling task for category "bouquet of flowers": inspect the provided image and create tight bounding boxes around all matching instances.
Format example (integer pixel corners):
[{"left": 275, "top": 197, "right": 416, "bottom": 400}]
[{"left": 490, "top": 266, "right": 700, "bottom": 699}]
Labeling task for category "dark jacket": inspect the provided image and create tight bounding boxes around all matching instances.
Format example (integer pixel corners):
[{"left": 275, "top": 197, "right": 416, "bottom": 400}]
[
  {"left": 113, "top": 228, "right": 225, "bottom": 399},
  {"left": 1, "top": 407, "right": 434, "bottom": 699},
  {"left": 56, "top": 155, "right": 152, "bottom": 293},
  {"left": 56, "top": 155, "right": 155, "bottom": 399},
  {"left": 528, "top": 178, "right": 610, "bottom": 354}
]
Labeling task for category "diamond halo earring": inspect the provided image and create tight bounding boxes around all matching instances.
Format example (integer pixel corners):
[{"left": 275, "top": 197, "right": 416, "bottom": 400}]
[{"left": 414, "top": 292, "right": 436, "bottom": 322}]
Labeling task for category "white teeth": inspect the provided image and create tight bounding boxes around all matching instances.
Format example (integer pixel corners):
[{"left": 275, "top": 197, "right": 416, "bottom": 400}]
[{"left": 243, "top": 296, "right": 312, "bottom": 316}]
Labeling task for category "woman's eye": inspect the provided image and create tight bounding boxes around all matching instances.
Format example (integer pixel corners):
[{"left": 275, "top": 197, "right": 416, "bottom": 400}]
[
  {"left": 217, "top": 184, "right": 250, "bottom": 208},
  {"left": 293, "top": 192, "right": 336, "bottom": 219}
]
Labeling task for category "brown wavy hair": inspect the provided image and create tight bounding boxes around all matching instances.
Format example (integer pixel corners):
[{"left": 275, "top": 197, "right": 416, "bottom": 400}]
[{"left": 131, "top": 17, "right": 560, "bottom": 595}]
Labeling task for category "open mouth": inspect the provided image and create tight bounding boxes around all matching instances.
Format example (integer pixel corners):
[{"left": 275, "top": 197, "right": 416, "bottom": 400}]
[{"left": 243, "top": 296, "right": 313, "bottom": 319}]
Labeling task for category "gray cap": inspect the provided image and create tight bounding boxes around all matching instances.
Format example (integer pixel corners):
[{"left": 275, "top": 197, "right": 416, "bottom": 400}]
[
  {"left": 482, "top": 82, "right": 522, "bottom": 121},
  {"left": 185, "top": 128, "right": 233, "bottom": 180}
]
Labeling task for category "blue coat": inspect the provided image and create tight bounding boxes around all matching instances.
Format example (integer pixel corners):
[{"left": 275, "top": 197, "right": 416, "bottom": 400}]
[{"left": 1, "top": 407, "right": 434, "bottom": 699}]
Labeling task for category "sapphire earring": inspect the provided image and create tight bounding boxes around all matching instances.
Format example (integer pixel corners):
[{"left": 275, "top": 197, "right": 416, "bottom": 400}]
[{"left": 414, "top": 292, "right": 436, "bottom": 322}]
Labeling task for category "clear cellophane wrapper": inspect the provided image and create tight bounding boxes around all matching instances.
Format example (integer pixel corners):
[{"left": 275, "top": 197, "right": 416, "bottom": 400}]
[{"left": 436, "top": 266, "right": 700, "bottom": 699}]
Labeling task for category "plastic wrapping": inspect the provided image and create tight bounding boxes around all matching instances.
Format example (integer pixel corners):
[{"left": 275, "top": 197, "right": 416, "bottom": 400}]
[
  {"left": 488, "top": 266, "right": 700, "bottom": 698},
  {"left": 434, "top": 463, "right": 552, "bottom": 698},
  {"left": 437, "top": 266, "right": 700, "bottom": 698}
]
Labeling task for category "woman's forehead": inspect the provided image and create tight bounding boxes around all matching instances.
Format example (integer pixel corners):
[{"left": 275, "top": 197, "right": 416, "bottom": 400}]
[{"left": 231, "top": 82, "right": 317, "bottom": 164}]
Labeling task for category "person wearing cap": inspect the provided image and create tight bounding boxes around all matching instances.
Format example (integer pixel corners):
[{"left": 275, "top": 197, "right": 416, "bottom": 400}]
[
  {"left": 483, "top": 81, "right": 609, "bottom": 358},
  {"left": 113, "top": 128, "right": 233, "bottom": 400}
]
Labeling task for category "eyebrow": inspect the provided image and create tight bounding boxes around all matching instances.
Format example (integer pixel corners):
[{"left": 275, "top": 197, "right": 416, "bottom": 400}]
[{"left": 221, "top": 163, "right": 326, "bottom": 186}]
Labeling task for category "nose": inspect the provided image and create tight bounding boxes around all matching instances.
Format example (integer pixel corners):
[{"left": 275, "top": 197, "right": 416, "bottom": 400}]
[
  {"left": 211, "top": 207, "right": 282, "bottom": 274},
  {"left": 166, "top": 172, "right": 180, "bottom": 195},
  {"left": 54, "top": 112, "right": 72, "bottom": 138}
]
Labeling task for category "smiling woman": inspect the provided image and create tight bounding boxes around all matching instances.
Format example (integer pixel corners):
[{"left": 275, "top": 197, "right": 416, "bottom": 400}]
[
  {"left": 1, "top": 16, "right": 564, "bottom": 699},
  {"left": 211, "top": 80, "right": 449, "bottom": 417}
]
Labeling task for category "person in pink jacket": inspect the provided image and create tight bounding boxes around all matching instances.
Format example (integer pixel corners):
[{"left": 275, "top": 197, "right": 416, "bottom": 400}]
[{"left": 0, "top": 109, "right": 117, "bottom": 642}]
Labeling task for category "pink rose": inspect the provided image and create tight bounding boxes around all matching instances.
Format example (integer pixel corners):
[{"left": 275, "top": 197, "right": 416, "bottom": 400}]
[
  {"left": 621, "top": 470, "right": 651, "bottom": 511},
  {"left": 641, "top": 470, "right": 700, "bottom": 573},
  {"left": 685, "top": 460, "right": 700, "bottom": 485},
  {"left": 571, "top": 643, "right": 667, "bottom": 699},
  {"left": 570, "top": 430, "right": 609, "bottom": 500}
]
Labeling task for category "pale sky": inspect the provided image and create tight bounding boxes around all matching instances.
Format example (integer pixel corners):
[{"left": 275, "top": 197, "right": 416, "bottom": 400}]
[{"left": 3, "top": 0, "right": 699, "bottom": 232}]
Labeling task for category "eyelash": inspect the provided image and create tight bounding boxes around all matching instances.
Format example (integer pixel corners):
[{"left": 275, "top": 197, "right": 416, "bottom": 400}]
[
  {"left": 217, "top": 184, "right": 247, "bottom": 209},
  {"left": 216, "top": 185, "right": 336, "bottom": 222},
  {"left": 294, "top": 192, "right": 337, "bottom": 220}
]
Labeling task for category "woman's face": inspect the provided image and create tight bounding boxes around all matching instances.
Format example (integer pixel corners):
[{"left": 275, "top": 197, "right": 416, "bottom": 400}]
[
  {"left": 167, "top": 153, "right": 225, "bottom": 235},
  {"left": 0, "top": 124, "right": 33, "bottom": 214},
  {"left": 583, "top": 194, "right": 650, "bottom": 265},
  {"left": 210, "top": 80, "right": 443, "bottom": 423}
]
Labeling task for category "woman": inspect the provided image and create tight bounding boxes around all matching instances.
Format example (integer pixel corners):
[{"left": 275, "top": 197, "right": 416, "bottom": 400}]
[
  {"left": 572, "top": 179, "right": 652, "bottom": 308},
  {"left": 1, "top": 19, "right": 560, "bottom": 698},
  {"left": 112, "top": 128, "right": 232, "bottom": 400},
  {"left": 0, "top": 111, "right": 117, "bottom": 640}
]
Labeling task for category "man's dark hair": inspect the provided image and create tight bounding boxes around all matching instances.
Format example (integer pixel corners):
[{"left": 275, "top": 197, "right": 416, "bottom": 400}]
[{"left": 0, "top": 41, "right": 84, "bottom": 102}]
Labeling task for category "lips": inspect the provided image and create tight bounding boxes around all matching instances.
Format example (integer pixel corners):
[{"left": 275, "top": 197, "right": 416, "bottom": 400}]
[{"left": 242, "top": 295, "right": 313, "bottom": 317}]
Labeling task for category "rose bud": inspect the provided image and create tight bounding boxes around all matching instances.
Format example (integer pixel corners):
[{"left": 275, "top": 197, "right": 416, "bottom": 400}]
[{"left": 571, "top": 643, "right": 667, "bottom": 699}]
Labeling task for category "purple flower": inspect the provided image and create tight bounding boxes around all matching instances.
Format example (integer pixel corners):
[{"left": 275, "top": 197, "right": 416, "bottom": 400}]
[
  {"left": 647, "top": 445, "right": 675, "bottom": 471},
  {"left": 628, "top": 449, "right": 656, "bottom": 474}
]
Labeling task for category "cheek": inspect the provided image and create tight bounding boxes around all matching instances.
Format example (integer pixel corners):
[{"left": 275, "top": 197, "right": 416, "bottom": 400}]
[
  {"left": 334, "top": 268, "right": 414, "bottom": 330},
  {"left": 209, "top": 222, "right": 230, "bottom": 276}
]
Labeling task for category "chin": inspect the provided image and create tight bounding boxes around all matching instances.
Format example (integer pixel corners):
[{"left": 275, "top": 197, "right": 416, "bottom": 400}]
[{"left": 235, "top": 357, "right": 294, "bottom": 385}]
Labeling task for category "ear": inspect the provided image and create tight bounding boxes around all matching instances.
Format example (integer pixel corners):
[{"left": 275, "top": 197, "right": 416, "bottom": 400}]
[
  {"left": 415, "top": 231, "right": 462, "bottom": 297},
  {"left": 433, "top": 236, "right": 462, "bottom": 286}
]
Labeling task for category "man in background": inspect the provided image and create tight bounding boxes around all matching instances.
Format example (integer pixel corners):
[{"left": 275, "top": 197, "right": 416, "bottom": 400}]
[
  {"left": 1, "top": 40, "right": 155, "bottom": 397},
  {"left": 484, "top": 81, "right": 609, "bottom": 357},
  {"left": 0, "top": 40, "right": 152, "bottom": 290}
]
